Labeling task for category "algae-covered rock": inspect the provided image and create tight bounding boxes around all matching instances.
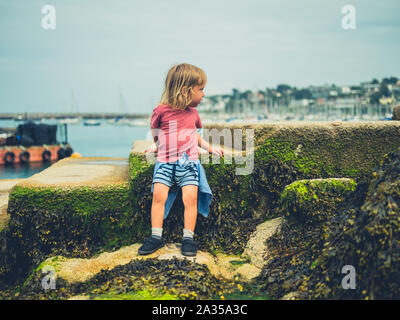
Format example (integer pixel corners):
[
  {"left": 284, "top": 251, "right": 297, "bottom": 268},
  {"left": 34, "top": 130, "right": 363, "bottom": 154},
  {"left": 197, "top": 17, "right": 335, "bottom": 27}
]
[
  {"left": 257, "top": 147, "right": 400, "bottom": 300},
  {"left": 256, "top": 178, "right": 357, "bottom": 299},
  {"left": 242, "top": 217, "right": 283, "bottom": 269},
  {"left": 15, "top": 254, "right": 265, "bottom": 300},
  {"left": 27, "top": 243, "right": 252, "bottom": 286},
  {"left": 280, "top": 178, "right": 356, "bottom": 224},
  {"left": 301, "top": 149, "right": 400, "bottom": 299}
]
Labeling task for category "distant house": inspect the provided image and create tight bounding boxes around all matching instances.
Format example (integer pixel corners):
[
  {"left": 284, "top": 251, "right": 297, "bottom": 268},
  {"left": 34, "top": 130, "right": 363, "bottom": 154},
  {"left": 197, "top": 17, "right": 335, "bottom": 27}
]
[
  {"left": 360, "top": 82, "right": 380, "bottom": 93},
  {"left": 341, "top": 86, "right": 351, "bottom": 94},
  {"left": 308, "top": 86, "right": 330, "bottom": 99},
  {"left": 315, "top": 98, "right": 326, "bottom": 106},
  {"left": 289, "top": 99, "right": 311, "bottom": 107}
]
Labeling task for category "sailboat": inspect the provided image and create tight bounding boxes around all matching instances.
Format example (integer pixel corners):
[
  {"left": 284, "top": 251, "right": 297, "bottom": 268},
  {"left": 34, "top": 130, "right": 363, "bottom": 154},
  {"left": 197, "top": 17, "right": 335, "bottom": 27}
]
[
  {"left": 107, "top": 91, "right": 129, "bottom": 125},
  {"left": 83, "top": 119, "right": 101, "bottom": 126},
  {"left": 124, "top": 95, "right": 150, "bottom": 127},
  {"left": 59, "top": 90, "right": 82, "bottom": 125}
]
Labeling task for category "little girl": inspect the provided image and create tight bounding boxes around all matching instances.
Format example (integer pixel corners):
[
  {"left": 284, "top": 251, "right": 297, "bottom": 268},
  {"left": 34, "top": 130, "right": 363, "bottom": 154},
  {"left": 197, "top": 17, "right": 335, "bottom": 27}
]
[{"left": 138, "top": 63, "right": 224, "bottom": 257}]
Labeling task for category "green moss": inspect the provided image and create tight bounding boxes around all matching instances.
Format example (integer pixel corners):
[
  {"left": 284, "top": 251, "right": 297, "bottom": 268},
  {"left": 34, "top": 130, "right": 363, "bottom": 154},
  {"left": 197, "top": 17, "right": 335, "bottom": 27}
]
[
  {"left": 10, "top": 184, "right": 131, "bottom": 217},
  {"left": 281, "top": 178, "right": 356, "bottom": 206},
  {"left": 255, "top": 138, "right": 337, "bottom": 178},
  {"left": 280, "top": 178, "right": 356, "bottom": 224},
  {"left": 229, "top": 260, "right": 249, "bottom": 268},
  {"left": 21, "top": 256, "right": 67, "bottom": 289},
  {"left": 34, "top": 256, "right": 66, "bottom": 273}
]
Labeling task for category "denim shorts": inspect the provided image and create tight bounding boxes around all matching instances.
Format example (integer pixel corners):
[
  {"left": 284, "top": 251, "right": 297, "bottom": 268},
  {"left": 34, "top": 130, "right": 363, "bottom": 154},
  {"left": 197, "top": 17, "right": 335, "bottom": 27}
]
[{"left": 152, "top": 162, "right": 199, "bottom": 188}]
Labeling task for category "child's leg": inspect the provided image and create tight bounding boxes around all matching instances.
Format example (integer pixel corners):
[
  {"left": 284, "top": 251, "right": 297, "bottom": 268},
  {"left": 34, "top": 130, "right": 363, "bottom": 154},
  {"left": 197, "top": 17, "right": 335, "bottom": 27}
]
[
  {"left": 138, "top": 182, "right": 169, "bottom": 255},
  {"left": 181, "top": 184, "right": 198, "bottom": 256},
  {"left": 151, "top": 182, "right": 170, "bottom": 228},
  {"left": 181, "top": 185, "right": 198, "bottom": 232}
]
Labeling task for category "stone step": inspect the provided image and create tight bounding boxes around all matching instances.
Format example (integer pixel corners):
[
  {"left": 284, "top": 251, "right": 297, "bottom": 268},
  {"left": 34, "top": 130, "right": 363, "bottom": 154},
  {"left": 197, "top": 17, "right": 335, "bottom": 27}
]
[
  {"left": 15, "top": 157, "right": 129, "bottom": 188},
  {"left": 34, "top": 243, "right": 261, "bottom": 286}
]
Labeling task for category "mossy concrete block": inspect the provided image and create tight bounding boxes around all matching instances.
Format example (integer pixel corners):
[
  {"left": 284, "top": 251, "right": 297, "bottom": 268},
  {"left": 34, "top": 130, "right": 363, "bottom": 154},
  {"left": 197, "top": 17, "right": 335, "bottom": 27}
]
[
  {"left": 280, "top": 178, "right": 356, "bottom": 224},
  {"left": 206, "top": 121, "right": 400, "bottom": 181},
  {"left": 1, "top": 157, "right": 142, "bottom": 285}
]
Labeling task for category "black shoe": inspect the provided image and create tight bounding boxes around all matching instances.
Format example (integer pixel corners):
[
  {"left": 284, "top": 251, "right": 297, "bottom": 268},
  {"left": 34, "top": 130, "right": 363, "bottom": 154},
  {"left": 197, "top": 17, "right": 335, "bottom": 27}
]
[
  {"left": 138, "top": 236, "right": 165, "bottom": 255},
  {"left": 181, "top": 238, "right": 197, "bottom": 257}
]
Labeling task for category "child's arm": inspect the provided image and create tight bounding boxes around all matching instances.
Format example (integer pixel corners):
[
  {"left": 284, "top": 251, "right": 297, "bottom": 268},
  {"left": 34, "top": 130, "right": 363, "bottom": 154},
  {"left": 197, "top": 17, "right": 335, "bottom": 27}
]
[{"left": 197, "top": 133, "right": 224, "bottom": 156}]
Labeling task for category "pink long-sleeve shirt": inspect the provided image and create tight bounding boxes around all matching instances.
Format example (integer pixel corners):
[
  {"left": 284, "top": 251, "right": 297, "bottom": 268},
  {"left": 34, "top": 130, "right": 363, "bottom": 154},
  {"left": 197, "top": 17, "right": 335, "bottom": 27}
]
[{"left": 150, "top": 104, "right": 202, "bottom": 163}]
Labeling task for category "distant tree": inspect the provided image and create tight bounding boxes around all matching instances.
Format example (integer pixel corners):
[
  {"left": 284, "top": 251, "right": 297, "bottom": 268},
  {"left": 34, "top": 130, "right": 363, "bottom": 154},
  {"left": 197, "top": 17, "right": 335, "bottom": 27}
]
[
  {"left": 389, "top": 77, "right": 398, "bottom": 84},
  {"left": 369, "top": 83, "right": 391, "bottom": 104},
  {"left": 294, "top": 89, "right": 312, "bottom": 100},
  {"left": 370, "top": 92, "right": 380, "bottom": 105},
  {"left": 381, "top": 77, "right": 397, "bottom": 85},
  {"left": 232, "top": 88, "right": 240, "bottom": 99},
  {"left": 371, "top": 78, "right": 379, "bottom": 84},
  {"left": 380, "top": 84, "right": 391, "bottom": 97},
  {"left": 240, "top": 90, "right": 252, "bottom": 99},
  {"left": 276, "top": 84, "right": 291, "bottom": 93}
]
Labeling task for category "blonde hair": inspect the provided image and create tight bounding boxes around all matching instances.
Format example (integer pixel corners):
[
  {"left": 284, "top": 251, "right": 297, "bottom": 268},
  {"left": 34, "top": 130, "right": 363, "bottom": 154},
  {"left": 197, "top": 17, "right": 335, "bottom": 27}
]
[{"left": 160, "top": 63, "right": 207, "bottom": 110}]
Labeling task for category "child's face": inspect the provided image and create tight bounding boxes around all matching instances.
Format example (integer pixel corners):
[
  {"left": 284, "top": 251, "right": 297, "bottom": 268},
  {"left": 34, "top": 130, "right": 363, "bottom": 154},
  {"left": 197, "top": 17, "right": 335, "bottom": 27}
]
[{"left": 188, "top": 83, "right": 206, "bottom": 107}]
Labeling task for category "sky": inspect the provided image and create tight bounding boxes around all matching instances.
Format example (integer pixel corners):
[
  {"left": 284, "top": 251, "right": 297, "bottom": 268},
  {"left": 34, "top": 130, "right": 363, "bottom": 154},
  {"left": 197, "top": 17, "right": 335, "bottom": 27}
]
[{"left": 0, "top": 0, "right": 399, "bottom": 114}]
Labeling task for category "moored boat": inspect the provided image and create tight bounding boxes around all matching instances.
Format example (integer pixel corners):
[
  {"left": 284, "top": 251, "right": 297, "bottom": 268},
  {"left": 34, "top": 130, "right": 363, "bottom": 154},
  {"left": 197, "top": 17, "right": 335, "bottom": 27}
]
[
  {"left": 0, "top": 121, "right": 73, "bottom": 165},
  {"left": 83, "top": 120, "right": 101, "bottom": 126}
]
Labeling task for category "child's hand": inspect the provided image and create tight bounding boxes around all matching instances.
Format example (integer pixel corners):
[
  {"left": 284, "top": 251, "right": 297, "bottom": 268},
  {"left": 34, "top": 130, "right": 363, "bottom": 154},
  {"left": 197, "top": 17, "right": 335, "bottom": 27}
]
[
  {"left": 144, "top": 145, "right": 158, "bottom": 153},
  {"left": 209, "top": 146, "right": 224, "bottom": 157}
]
